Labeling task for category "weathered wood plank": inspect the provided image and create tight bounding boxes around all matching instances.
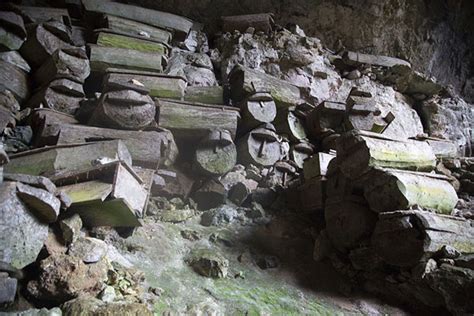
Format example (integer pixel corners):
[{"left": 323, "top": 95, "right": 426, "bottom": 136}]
[
  {"left": 88, "top": 44, "right": 165, "bottom": 73},
  {"left": 0, "top": 60, "right": 29, "bottom": 102},
  {"left": 37, "top": 123, "right": 178, "bottom": 168},
  {"left": 5, "top": 140, "right": 132, "bottom": 177},
  {"left": 184, "top": 86, "right": 224, "bottom": 105},
  {"left": 363, "top": 168, "right": 458, "bottom": 214},
  {"left": 372, "top": 210, "right": 474, "bottom": 267},
  {"left": 222, "top": 13, "right": 274, "bottom": 33},
  {"left": 337, "top": 130, "right": 437, "bottom": 179},
  {"left": 229, "top": 65, "right": 303, "bottom": 109},
  {"left": 96, "top": 31, "right": 169, "bottom": 55},
  {"left": 104, "top": 68, "right": 186, "bottom": 99},
  {"left": 104, "top": 15, "right": 172, "bottom": 44},
  {"left": 157, "top": 99, "right": 240, "bottom": 141},
  {"left": 82, "top": 0, "right": 194, "bottom": 41}
]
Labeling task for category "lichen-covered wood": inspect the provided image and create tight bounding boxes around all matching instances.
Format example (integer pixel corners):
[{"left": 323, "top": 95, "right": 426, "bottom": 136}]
[
  {"left": 95, "top": 31, "right": 169, "bottom": 55},
  {"left": 184, "top": 86, "right": 224, "bottom": 105},
  {"left": 104, "top": 69, "right": 186, "bottom": 99},
  {"left": 337, "top": 130, "right": 437, "bottom": 179},
  {"left": 363, "top": 168, "right": 458, "bottom": 214},
  {"left": 157, "top": 99, "right": 240, "bottom": 141},
  {"left": 229, "top": 65, "right": 303, "bottom": 109},
  {"left": 306, "top": 101, "right": 346, "bottom": 138},
  {"left": 194, "top": 130, "right": 237, "bottom": 176},
  {"left": 82, "top": 0, "right": 194, "bottom": 41},
  {"left": 372, "top": 210, "right": 474, "bottom": 267},
  {"left": 88, "top": 44, "right": 165, "bottom": 73}
]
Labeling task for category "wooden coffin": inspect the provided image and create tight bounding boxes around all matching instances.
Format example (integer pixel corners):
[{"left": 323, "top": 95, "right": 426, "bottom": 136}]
[
  {"left": 337, "top": 130, "right": 437, "bottom": 179},
  {"left": 103, "top": 14, "right": 172, "bottom": 44},
  {"left": 184, "top": 86, "right": 225, "bottom": 105},
  {"left": 194, "top": 129, "right": 237, "bottom": 176},
  {"left": 238, "top": 92, "right": 277, "bottom": 133},
  {"left": 157, "top": 99, "right": 240, "bottom": 141},
  {"left": 82, "top": 0, "right": 194, "bottom": 41},
  {"left": 222, "top": 13, "right": 274, "bottom": 33},
  {"left": 104, "top": 68, "right": 186, "bottom": 99},
  {"left": 237, "top": 124, "right": 281, "bottom": 167},
  {"left": 229, "top": 65, "right": 303, "bottom": 109},
  {"left": 372, "top": 210, "right": 474, "bottom": 267},
  {"left": 88, "top": 44, "right": 166, "bottom": 73},
  {"left": 363, "top": 168, "right": 458, "bottom": 214},
  {"left": 95, "top": 30, "right": 169, "bottom": 55}
]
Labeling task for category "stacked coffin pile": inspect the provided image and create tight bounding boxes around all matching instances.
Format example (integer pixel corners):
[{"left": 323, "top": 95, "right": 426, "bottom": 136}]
[{"left": 0, "top": 2, "right": 472, "bottom": 314}]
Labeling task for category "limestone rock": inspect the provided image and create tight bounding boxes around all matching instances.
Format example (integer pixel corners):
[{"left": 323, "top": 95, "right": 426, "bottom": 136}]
[
  {"left": 0, "top": 181, "right": 48, "bottom": 269},
  {"left": 186, "top": 248, "right": 229, "bottom": 278},
  {"left": 68, "top": 237, "right": 108, "bottom": 264},
  {"left": 27, "top": 254, "right": 108, "bottom": 304},
  {"left": 59, "top": 214, "right": 82, "bottom": 244}
]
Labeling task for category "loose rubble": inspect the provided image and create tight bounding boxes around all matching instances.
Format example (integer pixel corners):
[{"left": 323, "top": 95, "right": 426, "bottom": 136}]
[{"left": 0, "top": 1, "right": 472, "bottom": 315}]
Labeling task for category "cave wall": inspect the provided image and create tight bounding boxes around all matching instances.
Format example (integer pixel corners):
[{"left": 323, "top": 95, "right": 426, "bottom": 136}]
[{"left": 123, "top": 0, "right": 474, "bottom": 102}]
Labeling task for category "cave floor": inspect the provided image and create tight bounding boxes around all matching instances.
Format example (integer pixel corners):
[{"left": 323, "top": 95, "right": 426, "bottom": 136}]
[{"left": 110, "top": 210, "right": 408, "bottom": 315}]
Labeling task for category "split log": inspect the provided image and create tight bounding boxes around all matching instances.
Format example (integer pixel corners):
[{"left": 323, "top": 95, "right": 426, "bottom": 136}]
[
  {"left": 298, "top": 176, "right": 326, "bottom": 211},
  {"left": 157, "top": 99, "right": 240, "bottom": 141},
  {"left": 36, "top": 123, "right": 178, "bottom": 168},
  {"left": 0, "top": 51, "right": 30, "bottom": 73},
  {"left": 289, "top": 141, "right": 314, "bottom": 169},
  {"left": 0, "top": 11, "right": 26, "bottom": 51},
  {"left": 337, "top": 130, "right": 437, "bottom": 179},
  {"left": 95, "top": 30, "right": 169, "bottom": 55},
  {"left": 0, "top": 181, "right": 48, "bottom": 269},
  {"left": 229, "top": 65, "right": 304, "bottom": 109},
  {"left": 14, "top": 6, "right": 71, "bottom": 26},
  {"left": 20, "top": 24, "right": 73, "bottom": 68},
  {"left": 88, "top": 44, "right": 166, "bottom": 73},
  {"left": 222, "top": 13, "right": 274, "bottom": 33},
  {"left": 184, "top": 86, "right": 225, "bottom": 105},
  {"left": 25, "top": 79, "right": 84, "bottom": 115},
  {"left": 302, "top": 152, "right": 335, "bottom": 179},
  {"left": 33, "top": 48, "right": 90, "bottom": 86},
  {"left": 88, "top": 90, "right": 155, "bottom": 130},
  {"left": 104, "top": 69, "right": 186, "bottom": 99},
  {"left": 325, "top": 196, "right": 377, "bottom": 252},
  {"left": 0, "top": 60, "right": 29, "bottom": 102},
  {"left": 82, "top": 0, "right": 194, "bottom": 41},
  {"left": 363, "top": 168, "right": 458, "bottom": 214},
  {"left": 273, "top": 108, "right": 307, "bottom": 142},
  {"left": 16, "top": 182, "right": 60, "bottom": 223},
  {"left": 5, "top": 140, "right": 132, "bottom": 177},
  {"left": 239, "top": 92, "right": 277, "bottom": 132},
  {"left": 0, "top": 11, "right": 26, "bottom": 39},
  {"left": 306, "top": 101, "right": 346, "bottom": 138},
  {"left": 342, "top": 51, "right": 411, "bottom": 69},
  {"left": 372, "top": 210, "right": 474, "bottom": 267},
  {"left": 237, "top": 124, "right": 281, "bottom": 167},
  {"left": 194, "top": 130, "right": 237, "bottom": 176},
  {"left": 103, "top": 14, "right": 172, "bottom": 44}
]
